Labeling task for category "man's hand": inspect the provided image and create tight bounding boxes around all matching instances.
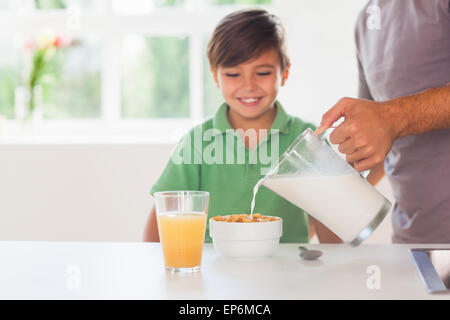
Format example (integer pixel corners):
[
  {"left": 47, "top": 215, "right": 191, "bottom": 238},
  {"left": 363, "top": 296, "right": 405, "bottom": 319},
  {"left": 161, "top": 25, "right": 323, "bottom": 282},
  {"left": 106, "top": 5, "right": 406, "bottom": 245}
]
[
  {"left": 316, "top": 85, "right": 450, "bottom": 172},
  {"left": 315, "top": 97, "right": 397, "bottom": 172}
]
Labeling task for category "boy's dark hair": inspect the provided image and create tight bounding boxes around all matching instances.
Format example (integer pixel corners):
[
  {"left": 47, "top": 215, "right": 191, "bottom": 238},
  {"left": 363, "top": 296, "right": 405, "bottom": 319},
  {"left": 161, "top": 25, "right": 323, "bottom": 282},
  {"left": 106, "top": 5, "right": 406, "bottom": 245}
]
[{"left": 207, "top": 9, "right": 290, "bottom": 71}]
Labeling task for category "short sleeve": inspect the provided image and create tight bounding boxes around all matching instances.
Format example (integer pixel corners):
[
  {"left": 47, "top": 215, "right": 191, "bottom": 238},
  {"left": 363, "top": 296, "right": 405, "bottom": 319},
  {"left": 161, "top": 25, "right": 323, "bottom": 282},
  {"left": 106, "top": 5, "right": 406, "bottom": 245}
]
[
  {"left": 150, "top": 130, "right": 201, "bottom": 195},
  {"left": 357, "top": 56, "right": 374, "bottom": 101},
  {"left": 354, "top": 9, "right": 374, "bottom": 101}
]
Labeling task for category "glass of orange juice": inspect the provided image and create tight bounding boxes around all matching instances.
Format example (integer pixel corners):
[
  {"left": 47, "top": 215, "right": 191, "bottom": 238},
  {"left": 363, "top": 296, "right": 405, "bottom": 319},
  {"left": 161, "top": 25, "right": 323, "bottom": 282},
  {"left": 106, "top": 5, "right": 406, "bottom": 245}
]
[{"left": 154, "top": 191, "right": 209, "bottom": 273}]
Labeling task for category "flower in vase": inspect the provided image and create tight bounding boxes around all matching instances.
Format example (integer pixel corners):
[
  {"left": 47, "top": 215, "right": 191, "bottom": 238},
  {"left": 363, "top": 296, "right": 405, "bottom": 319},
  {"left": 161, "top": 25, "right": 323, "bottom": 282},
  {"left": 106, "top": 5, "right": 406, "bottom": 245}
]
[{"left": 24, "top": 30, "right": 72, "bottom": 116}]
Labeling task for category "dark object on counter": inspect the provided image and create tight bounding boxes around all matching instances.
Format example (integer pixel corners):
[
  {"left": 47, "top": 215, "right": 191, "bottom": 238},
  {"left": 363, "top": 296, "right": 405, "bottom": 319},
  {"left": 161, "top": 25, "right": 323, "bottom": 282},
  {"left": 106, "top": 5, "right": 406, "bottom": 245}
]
[
  {"left": 298, "top": 246, "right": 323, "bottom": 261},
  {"left": 410, "top": 248, "right": 450, "bottom": 294}
]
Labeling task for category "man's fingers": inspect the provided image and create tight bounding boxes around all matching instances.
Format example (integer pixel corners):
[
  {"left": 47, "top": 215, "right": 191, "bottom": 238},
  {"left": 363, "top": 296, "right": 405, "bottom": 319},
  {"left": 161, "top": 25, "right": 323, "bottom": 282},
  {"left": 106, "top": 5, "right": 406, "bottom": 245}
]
[
  {"left": 345, "top": 146, "right": 386, "bottom": 172},
  {"left": 345, "top": 146, "right": 376, "bottom": 164},
  {"left": 314, "top": 126, "right": 327, "bottom": 136},
  {"left": 346, "top": 153, "right": 375, "bottom": 172},
  {"left": 337, "top": 137, "right": 357, "bottom": 154},
  {"left": 353, "top": 157, "right": 377, "bottom": 172},
  {"left": 329, "top": 120, "right": 355, "bottom": 145},
  {"left": 316, "top": 97, "right": 353, "bottom": 135}
]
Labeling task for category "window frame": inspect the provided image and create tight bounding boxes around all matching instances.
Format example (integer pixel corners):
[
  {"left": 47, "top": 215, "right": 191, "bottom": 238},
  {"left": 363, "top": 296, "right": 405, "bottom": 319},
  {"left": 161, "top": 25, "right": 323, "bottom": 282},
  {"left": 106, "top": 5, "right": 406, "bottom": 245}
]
[{"left": 0, "top": 1, "right": 274, "bottom": 143}]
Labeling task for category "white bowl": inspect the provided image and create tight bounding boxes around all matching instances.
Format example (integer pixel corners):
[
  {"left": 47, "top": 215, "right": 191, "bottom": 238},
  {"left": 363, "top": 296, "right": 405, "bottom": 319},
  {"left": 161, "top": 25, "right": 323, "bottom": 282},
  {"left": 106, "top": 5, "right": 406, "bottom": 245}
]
[{"left": 209, "top": 217, "right": 282, "bottom": 259}]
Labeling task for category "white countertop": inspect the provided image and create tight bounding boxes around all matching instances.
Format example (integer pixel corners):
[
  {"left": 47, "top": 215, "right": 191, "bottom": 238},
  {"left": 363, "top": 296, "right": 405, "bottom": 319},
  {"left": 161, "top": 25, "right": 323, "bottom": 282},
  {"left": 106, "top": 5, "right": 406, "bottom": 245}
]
[{"left": 0, "top": 241, "right": 449, "bottom": 300}]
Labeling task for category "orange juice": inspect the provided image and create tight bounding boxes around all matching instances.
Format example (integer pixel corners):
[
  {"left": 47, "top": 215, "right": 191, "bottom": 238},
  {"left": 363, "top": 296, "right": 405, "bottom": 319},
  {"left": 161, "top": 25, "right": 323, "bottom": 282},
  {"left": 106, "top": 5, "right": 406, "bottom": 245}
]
[{"left": 157, "top": 212, "right": 207, "bottom": 269}]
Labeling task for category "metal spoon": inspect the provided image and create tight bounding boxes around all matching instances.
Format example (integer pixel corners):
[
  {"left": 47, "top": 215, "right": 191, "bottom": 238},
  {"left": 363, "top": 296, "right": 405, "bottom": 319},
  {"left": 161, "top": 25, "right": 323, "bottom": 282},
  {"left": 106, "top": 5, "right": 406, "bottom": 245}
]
[{"left": 298, "top": 246, "right": 323, "bottom": 261}]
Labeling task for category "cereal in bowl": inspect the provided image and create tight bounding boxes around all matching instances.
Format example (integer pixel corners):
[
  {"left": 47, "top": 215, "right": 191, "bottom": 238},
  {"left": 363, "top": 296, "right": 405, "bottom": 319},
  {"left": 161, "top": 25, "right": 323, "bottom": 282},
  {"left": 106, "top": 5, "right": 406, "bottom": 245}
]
[{"left": 212, "top": 213, "right": 280, "bottom": 223}]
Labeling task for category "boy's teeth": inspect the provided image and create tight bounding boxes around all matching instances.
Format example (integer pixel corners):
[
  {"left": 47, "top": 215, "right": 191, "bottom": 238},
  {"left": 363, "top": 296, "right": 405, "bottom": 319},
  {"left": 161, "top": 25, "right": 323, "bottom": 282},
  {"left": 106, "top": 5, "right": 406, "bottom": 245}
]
[{"left": 241, "top": 98, "right": 258, "bottom": 103}]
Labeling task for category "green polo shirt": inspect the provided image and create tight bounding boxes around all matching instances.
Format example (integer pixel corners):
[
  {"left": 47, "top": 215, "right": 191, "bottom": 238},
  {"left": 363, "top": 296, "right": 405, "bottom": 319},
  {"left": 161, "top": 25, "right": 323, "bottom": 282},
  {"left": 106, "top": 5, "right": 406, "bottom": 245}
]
[{"left": 150, "top": 101, "right": 316, "bottom": 243}]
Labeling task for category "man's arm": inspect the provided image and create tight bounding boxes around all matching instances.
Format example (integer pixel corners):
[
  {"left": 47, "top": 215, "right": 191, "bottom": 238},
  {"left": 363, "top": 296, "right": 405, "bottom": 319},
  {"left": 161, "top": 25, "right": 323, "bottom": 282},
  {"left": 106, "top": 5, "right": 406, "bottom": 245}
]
[
  {"left": 365, "top": 162, "right": 385, "bottom": 186},
  {"left": 309, "top": 216, "right": 343, "bottom": 244},
  {"left": 316, "top": 84, "right": 450, "bottom": 172},
  {"left": 388, "top": 84, "right": 450, "bottom": 138},
  {"left": 308, "top": 216, "right": 316, "bottom": 240},
  {"left": 143, "top": 205, "right": 160, "bottom": 242}
]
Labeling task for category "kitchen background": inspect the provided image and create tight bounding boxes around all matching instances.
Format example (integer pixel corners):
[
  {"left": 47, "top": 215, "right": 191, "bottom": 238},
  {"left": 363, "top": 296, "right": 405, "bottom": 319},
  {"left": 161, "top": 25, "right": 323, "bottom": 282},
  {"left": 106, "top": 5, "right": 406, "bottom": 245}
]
[{"left": 0, "top": 0, "right": 394, "bottom": 243}]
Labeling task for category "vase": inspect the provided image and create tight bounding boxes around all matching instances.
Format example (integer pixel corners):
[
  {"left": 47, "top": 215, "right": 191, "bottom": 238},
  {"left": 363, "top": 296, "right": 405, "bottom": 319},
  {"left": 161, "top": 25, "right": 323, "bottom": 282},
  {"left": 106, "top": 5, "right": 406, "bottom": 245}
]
[{"left": 14, "top": 85, "right": 43, "bottom": 124}]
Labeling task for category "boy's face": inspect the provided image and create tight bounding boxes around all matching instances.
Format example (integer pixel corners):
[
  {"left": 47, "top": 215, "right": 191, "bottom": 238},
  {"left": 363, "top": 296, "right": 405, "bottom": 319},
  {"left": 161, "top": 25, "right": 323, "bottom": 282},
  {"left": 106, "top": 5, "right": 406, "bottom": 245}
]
[{"left": 212, "top": 49, "right": 290, "bottom": 121}]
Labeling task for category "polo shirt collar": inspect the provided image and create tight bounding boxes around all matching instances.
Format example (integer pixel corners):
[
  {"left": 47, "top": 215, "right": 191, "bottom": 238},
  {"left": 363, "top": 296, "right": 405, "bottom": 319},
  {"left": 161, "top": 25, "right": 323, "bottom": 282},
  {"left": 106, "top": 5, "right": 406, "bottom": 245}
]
[
  {"left": 212, "top": 102, "right": 233, "bottom": 133},
  {"left": 271, "top": 101, "right": 291, "bottom": 134},
  {"left": 212, "top": 100, "right": 291, "bottom": 135}
]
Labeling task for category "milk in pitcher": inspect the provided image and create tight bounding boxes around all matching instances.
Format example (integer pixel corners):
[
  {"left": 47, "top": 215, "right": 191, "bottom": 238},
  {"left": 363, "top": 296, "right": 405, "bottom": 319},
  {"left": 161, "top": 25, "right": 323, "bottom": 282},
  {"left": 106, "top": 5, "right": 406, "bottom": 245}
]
[{"left": 262, "top": 173, "right": 388, "bottom": 243}]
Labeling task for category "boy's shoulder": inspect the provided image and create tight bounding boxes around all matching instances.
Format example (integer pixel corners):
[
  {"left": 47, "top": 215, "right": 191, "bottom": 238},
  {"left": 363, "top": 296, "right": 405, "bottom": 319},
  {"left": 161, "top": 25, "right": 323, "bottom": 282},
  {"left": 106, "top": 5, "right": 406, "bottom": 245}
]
[
  {"left": 271, "top": 101, "right": 317, "bottom": 137},
  {"left": 286, "top": 114, "right": 317, "bottom": 136},
  {"left": 184, "top": 116, "right": 216, "bottom": 138},
  {"left": 184, "top": 103, "right": 228, "bottom": 139},
  {"left": 196, "top": 116, "right": 216, "bottom": 132},
  {"left": 175, "top": 116, "right": 217, "bottom": 151}
]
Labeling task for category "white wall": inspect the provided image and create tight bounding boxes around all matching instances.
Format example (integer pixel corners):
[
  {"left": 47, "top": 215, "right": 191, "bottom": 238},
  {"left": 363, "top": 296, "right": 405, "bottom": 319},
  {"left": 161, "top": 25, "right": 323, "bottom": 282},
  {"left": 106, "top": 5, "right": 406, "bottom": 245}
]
[
  {"left": 0, "top": 143, "right": 172, "bottom": 242},
  {"left": 273, "top": 0, "right": 364, "bottom": 123}
]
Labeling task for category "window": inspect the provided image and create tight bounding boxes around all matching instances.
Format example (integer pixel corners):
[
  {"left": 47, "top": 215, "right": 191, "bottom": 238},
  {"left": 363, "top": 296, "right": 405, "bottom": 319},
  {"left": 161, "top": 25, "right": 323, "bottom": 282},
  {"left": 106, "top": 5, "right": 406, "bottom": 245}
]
[
  {"left": 41, "top": 37, "right": 102, "bottom": 119},
  {"left": 35, "top": 0, "right": 105, "bottom": 11},
  {"left": 203, "top": 37, "right": 223, "bottom": 118},
  {"left": 0, "top": 0, "right": 272, "bottom": 140},
  {"left": 121, "top": 35, "right": 190, "bottom": 118},
  {"left": 0, "top": 38, "right": 19, "bottom": 119}
]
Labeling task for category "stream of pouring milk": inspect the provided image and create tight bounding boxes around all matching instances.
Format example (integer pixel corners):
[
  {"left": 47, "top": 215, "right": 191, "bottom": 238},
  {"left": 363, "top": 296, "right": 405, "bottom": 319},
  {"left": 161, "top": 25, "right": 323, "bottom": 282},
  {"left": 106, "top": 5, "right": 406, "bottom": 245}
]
[
  {"left": 251, "top": 173, "right": 386, "bottom": 242},
  {"left": 250, "top": 177, "right": 265, "bottom": 217}
]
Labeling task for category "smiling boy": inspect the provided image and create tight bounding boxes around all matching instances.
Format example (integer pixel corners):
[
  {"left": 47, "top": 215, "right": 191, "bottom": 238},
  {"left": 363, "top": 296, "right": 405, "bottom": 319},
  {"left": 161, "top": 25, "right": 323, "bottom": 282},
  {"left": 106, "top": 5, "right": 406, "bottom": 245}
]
[
  {"left": 211, "top": 48, "right": 285, "bottom": 149},
  {"left": 144, "top": 9, "right": 341, "bottom": 243}
]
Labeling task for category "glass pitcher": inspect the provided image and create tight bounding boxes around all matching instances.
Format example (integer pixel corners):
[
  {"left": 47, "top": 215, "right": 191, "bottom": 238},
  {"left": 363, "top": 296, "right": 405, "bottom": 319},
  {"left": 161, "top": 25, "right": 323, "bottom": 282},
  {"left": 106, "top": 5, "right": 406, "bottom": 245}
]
[{"left": 260, "top": 128, "right": 391, "bottom": 246}]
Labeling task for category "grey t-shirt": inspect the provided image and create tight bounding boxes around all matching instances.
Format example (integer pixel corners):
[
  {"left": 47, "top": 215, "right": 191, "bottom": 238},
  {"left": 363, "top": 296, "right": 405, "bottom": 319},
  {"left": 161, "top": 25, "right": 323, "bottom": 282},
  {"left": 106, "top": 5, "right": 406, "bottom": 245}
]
[{"left": 355, "top": 0, "right": 450, "bottom": 243}]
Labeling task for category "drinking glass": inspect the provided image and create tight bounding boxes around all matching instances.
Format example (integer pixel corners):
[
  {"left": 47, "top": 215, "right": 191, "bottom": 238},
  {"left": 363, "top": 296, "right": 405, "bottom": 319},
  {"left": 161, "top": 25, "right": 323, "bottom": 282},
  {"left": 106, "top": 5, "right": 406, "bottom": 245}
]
[{"left": 154, "top": 191, "right": 209, "bottom": 273}]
